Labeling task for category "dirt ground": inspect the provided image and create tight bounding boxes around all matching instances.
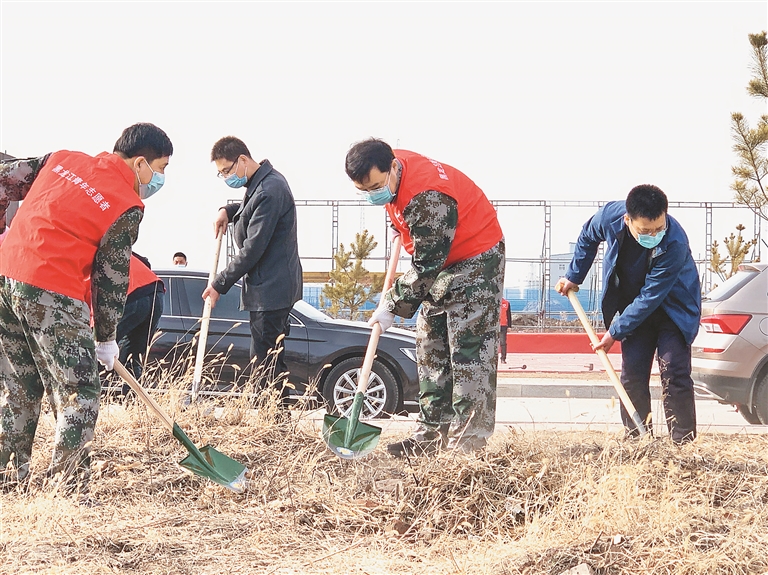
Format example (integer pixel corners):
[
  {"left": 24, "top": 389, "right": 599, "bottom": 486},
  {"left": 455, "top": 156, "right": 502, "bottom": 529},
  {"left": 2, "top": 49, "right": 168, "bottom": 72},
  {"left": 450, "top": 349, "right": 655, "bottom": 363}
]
[{"left": 3, "top": 390, "right": 768, "bottom": 575}]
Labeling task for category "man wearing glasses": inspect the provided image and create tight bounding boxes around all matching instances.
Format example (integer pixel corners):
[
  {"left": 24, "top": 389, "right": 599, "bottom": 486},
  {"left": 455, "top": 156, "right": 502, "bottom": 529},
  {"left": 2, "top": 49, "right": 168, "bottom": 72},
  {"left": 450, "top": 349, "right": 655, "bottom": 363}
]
[
  {"left": 556, "top": 185, "right": 701, "bottom": 444},
  {"left": 346, "top": 138, "right": 505, "bottom": 457},
  {"left": 202, "top": 137, "right": 302, "bottom": 407}
]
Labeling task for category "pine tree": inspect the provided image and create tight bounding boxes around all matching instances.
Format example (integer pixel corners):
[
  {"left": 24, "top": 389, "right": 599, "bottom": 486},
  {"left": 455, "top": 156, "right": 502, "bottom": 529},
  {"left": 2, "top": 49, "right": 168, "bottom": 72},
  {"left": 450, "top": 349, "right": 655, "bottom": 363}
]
[
  {"left": 320, "top": 230, "right": 384, "bottom": 320},
  {"left": 710, "top": 224, "right": 759, "bottom": 282},
  {"left": 731, "top": 32, "right": 768, "bottom": 220}
]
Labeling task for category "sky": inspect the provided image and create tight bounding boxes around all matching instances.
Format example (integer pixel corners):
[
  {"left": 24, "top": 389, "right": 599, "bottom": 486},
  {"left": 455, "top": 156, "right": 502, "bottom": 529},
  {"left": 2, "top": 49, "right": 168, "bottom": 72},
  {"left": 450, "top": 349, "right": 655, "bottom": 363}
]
[{"left": 1, "top": 1, "right": 766, "bottom": 283}]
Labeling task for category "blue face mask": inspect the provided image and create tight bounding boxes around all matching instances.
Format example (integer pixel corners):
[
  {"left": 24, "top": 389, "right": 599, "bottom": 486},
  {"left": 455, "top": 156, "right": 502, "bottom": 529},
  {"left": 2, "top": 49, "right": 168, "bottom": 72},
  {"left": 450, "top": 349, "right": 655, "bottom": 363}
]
[
  {"left": 361, "top": 169, "right": 395, "bottom": 205},
  {"left": 224, "top": 159, "right": 248, "bottom": 188},
  {"left": 637, "top": 229, "right": 665, "bottom": 249},
  {"left": 138, "top": 162, "right": 165, "bottom": 200},
  {"left": 225, "top": 172, "right": 247, "bottom": 189},
  {"left": 364, "top": 185, "right": 395, "bottom": 206}
]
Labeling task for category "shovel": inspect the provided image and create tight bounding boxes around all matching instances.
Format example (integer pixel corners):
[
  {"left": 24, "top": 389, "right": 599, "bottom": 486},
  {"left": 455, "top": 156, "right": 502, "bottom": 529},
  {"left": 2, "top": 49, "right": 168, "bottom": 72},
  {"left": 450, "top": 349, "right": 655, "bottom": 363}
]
[
  {"left": 113, "top": 359, "right": 248, "bottom": 492},
  {"left": 322, "top": 235, "right": 403, "bottom": 459},
  {"left": 566, "top": 288, "right": 648, "bottom": 436},
  {"left": 190, "top": 230, "right": 224, "bottom": 402}
]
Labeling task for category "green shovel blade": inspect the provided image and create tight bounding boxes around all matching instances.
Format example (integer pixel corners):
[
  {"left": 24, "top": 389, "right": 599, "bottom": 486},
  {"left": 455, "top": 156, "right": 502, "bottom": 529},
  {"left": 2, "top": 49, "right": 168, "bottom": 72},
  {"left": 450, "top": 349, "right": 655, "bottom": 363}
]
[
  {"left": 172, "top": 423, "right": 248, "bottom": 492},
  {"left": 322, "top": 392, "right": 381, "bottom": 459}
]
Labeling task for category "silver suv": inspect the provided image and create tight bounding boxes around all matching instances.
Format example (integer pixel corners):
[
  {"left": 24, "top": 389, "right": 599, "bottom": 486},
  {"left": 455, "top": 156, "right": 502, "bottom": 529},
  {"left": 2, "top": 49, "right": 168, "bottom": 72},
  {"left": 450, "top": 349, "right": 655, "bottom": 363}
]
[{"left": 691, "top": 263, "right": 768, "bottom": 424}]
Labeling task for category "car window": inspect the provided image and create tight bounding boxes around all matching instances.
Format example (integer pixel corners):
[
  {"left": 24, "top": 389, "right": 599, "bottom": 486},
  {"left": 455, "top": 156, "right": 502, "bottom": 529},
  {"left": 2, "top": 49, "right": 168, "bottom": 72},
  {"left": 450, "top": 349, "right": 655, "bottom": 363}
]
[
  {"left": 293, "top": 299, "right": 331, "bottom": 321},
  {"left": 704, "top": 269, "right": 760, "bottom": 302},
  {"left": 183, "top": 277, "right": 248, "bottom": 320},
  {"left": 158, "top": 276, "right": 182, "bottom": 317}
]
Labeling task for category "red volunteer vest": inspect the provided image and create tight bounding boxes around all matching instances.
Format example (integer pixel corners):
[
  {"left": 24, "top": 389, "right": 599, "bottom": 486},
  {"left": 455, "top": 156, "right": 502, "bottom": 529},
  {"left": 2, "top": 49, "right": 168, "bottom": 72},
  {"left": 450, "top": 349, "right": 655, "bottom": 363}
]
[
  {"left": 500, "top": 299, "right": 510, "bottom": 327},
  {"left": 0, "top": 150, "right": 144, "bottom": 302},
  {"left": 385, "top": 150, "right": 502, "bottom": 268},
  {"left": 128, "top": 254, "right": 162, "bottom": 294}
]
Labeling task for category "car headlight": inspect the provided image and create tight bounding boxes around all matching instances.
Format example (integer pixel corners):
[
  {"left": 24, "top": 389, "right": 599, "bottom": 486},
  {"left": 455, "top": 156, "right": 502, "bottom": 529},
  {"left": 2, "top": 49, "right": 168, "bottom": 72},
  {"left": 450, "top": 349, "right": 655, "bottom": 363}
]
[{"left": 400, "top": 347, "right": 417, "bottom": 362}]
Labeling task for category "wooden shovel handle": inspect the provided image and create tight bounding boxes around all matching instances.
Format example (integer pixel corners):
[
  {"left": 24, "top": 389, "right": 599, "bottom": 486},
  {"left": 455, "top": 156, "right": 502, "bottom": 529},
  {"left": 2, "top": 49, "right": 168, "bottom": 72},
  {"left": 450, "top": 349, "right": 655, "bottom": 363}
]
[
  {"left": 113, "top": 359, "right": 174, "bottom": 432},
  {"left": 566, "top": 288, "right": 647, "bottom": 433},
  {"left": 356, "top": 235, "right": 403, "bottom": 395},
  {"left": 192, "top": 230, "right": 225, "bottom": 399}
]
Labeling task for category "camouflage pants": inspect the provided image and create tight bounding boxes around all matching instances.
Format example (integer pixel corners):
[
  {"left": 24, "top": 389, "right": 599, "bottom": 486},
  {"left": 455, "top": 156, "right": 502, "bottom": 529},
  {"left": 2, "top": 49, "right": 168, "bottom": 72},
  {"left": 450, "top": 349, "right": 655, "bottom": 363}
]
[
  {"left": 413, "top": 241, "right": 504, "bottom": 448},
  {"left": 0, "top": 277, "right": 99, "bottom": 484}
]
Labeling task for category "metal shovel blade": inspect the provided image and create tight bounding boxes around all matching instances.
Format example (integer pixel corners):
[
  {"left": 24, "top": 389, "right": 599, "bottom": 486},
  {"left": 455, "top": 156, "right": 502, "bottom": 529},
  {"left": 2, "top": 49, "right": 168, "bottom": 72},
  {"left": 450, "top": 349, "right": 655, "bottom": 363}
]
[
  {"left": 321, "top": 392, "right": 381, "bottom": 460},
  {"left": 172, "top": 423, "right": 248, "bottom": 493}
]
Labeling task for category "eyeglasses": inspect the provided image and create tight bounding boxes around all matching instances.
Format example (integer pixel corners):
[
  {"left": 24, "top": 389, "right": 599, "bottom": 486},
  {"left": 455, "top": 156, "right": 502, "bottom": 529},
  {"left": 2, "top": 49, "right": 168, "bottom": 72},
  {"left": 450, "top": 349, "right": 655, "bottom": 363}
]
[
  {"left": 217, "top": 159, "right": 239, "bottom": 179},
  {"left": 630, "top": 221, "right": 667, "bottom": 236},
  {"left": 355, "top": 169, "right": 391, "bottom": 196}
]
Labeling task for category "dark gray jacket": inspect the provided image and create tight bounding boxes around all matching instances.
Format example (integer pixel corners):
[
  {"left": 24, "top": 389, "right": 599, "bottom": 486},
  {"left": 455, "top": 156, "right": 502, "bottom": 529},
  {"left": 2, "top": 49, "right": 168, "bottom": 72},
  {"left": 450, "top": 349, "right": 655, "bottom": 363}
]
[{"left": 212, "top": 160, "right": 302, "bottom": 312}]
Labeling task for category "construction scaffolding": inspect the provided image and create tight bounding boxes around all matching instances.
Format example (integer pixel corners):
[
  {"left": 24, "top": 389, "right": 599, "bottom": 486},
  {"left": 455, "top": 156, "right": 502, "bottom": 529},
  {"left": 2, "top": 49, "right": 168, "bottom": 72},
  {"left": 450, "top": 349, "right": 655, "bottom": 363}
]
[{"left": 226, "top": 198, "right": 764, "bottom": 329}]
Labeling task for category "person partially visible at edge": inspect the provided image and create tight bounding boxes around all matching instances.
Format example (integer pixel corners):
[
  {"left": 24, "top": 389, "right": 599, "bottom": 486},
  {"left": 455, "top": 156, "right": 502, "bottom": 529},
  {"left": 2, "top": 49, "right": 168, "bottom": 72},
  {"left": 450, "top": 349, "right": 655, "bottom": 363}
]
[
  {"left": 114, "top": 253, "right": 166, "bottom": 390},
  {"left": 499, "top": 297, "right": 512, "bottom": 364},
  {"left": 555, "top": 184, "right": 701, "bottom": 444},
  {"left": 172, "top": 251, "right": 187, "bottom": 267},
  {"left": 201, "top": 136, "right": 302, "bottom": 407},
  {"left": 346, "top": 138, "right": 505, "bottom": 457},
  {"left": 0, "top": 123, "right": 173, "bottom": 493}
]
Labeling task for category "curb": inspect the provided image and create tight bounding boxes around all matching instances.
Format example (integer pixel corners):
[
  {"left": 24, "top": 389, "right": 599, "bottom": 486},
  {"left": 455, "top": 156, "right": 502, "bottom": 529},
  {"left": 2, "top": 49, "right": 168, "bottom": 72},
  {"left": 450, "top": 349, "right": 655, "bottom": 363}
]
[{"left": 497, "top": 381, "right": 663, "bottom": 400}]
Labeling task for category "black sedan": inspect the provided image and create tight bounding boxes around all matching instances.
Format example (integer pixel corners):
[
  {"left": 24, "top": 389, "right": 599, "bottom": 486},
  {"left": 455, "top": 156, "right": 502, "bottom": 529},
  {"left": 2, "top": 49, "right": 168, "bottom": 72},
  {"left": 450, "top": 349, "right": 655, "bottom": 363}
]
[{"left": 139, "top": 268, "right": 419, "bottom": 418}]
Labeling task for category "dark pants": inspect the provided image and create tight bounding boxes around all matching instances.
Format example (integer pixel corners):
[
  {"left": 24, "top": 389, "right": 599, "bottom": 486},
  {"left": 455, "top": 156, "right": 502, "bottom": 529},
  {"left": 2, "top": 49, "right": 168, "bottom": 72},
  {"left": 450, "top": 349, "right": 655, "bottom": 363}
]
[
  {"left": 249, "top": 307, "right": 291, "bottom": 403},
  {"left": 116, "top": 290, "right": 164, "bottom": 386},
  {"left": 619, "top": 308, "right": 696, "bottom": 443},
  {"left": 499, "top": 326, "right": 508, "bottom": 358}
]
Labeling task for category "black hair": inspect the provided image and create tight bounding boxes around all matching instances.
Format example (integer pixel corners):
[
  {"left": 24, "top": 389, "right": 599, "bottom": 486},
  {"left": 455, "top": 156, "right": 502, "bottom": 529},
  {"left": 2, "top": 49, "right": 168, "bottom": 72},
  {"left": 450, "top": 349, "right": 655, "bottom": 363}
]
[
  {"left": 345, "top": 138, "right": 395, "bottom": 183},
  {"left": 173, "top": 252, "right": 187, "bottom": 260},
  {"left": 211, "top": 136, "right": 252, "bottom": 162},
  {"left": 113, "top": 123, "right": 173, "bottom": 162},
  {"left": 626, "top": 184, "right": 668, "bottom": 220}
]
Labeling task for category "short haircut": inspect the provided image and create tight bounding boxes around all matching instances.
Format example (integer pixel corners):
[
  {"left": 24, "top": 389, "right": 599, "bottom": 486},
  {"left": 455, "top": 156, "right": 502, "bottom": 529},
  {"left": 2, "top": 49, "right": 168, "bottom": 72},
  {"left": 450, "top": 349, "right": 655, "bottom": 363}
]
[
  {"left": 626, "top": 184, "right": 668, "bottom": 221},
  {"left": 173, "top": 252, "right": 187, "bottom": 260},
  {"left": 211, "top": 136, "right": 251, "bottom": 162},
  {"left": 345, "top": 138, "right": 395, "bottom": 183},
  {"left": 113, "top": 123, "right": 173, "bottom": 162}
]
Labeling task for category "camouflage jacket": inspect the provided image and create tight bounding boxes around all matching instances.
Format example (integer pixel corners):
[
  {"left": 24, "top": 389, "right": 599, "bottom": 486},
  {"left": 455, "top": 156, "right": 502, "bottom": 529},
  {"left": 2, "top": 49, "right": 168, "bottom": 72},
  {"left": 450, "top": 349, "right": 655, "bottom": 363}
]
[
  {"left": 0, "top": 155, "right": 142, "bottom": 341},
  {"left": 385, "top": 190, "right": 458, "bottom": 318}
]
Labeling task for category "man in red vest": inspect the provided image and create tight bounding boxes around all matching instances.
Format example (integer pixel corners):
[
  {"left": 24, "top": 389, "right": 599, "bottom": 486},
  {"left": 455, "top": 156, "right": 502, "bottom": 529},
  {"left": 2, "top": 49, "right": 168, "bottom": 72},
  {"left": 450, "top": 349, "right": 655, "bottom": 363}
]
[
  {"left": 499, "top": 298, "right": 512, "bottom": 364},
  {"left": 0, "top": 123, "right": 173, "bottom": 492},
  {"left": 345, "top": 138, "right": 505, "bottom": 456},
  {"left": 114, "top": 253, "right": 165, "bottom": 392}
]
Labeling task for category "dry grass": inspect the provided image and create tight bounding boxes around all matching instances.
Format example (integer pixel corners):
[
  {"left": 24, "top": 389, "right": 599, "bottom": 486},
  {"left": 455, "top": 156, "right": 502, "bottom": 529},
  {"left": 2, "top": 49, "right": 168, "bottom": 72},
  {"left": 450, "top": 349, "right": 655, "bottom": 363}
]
[{"left": 3, "top": 371, "right": 768, "bottom": 574}]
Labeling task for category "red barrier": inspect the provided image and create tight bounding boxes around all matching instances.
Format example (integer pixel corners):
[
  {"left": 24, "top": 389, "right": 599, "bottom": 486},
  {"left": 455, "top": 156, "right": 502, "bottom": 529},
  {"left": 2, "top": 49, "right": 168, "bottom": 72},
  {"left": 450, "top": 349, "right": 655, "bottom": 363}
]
[{"left": 505, "top": 332, "right": 622, "bottom": 354}]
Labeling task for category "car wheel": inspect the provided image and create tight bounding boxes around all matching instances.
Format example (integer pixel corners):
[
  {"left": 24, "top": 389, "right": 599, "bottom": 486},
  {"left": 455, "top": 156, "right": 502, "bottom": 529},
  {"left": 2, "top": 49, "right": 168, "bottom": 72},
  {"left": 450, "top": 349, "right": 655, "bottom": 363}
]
[
  {"left": 735, "top": 403, "right": 762, "bottom": 425},
  {"left": 322, "top": 357, "right": 401, "bottom": 419},
  {"left": 753, "top": 372, "right": 768, "bottom": 424}
]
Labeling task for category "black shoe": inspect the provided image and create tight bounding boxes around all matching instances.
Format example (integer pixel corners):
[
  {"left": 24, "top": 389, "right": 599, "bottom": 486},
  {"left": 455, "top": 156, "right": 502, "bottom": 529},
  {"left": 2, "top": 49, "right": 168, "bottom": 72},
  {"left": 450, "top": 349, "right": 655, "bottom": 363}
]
[
  {"left": 671, "top": 431, "right": 696, "bottom": 445},
  {"left": 447, "top": 436, "right": 488, "bottom": 454},
  {"left": 387, "top": 437, "right": 442, "bottom": 459}
]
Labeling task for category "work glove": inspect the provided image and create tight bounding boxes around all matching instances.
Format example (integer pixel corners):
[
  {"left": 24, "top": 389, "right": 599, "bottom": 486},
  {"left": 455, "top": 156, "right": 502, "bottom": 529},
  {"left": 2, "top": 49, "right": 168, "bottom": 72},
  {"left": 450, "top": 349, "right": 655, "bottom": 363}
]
[
  {"left": 368, "top": 305, "right": 395, "bottom": 333},
  {"left": 95, "top": 340, "right": 119, "bottom": 371}
]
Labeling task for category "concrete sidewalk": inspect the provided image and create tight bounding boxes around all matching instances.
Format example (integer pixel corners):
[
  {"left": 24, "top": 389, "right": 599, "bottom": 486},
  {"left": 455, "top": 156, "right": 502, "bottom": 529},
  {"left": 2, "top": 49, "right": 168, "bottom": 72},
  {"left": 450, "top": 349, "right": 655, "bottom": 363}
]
[
  {"left": 497, "top": 377, "right": 665, "bottom": 400},
  {"left": 498, "top": 352, "right": 642, "bottom": 374},
  {"left": 497, "top": 353, "right": 665, "bottom": 400}
]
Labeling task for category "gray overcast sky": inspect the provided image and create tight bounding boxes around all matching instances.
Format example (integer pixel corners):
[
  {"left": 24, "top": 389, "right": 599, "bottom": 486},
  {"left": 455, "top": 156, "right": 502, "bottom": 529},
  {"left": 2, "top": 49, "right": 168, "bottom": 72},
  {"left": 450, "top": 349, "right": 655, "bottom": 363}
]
[{"left": 1, "top": 1, "right": 766, "bottom": 278}]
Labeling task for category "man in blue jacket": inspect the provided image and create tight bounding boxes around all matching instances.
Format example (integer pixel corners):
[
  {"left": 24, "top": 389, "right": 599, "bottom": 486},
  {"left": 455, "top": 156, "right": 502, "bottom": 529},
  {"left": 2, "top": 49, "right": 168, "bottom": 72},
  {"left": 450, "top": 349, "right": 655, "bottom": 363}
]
[{"left": 555, "top": 185, "right": 701, "bottom": 444}]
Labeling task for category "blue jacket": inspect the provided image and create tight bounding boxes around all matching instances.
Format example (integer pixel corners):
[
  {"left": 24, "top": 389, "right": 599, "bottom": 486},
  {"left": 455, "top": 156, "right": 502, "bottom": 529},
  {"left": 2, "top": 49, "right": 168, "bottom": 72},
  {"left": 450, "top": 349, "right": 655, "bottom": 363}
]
[{"left": 565, "top": 201, "right": 701, "bottom": 345}]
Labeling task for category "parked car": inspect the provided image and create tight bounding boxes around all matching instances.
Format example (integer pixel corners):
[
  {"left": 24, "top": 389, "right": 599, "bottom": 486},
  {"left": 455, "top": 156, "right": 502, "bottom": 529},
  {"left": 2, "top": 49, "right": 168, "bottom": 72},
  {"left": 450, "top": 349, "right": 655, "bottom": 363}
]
[
  {"left": 113, "top": 268, "right": 419, "bottom": 419},
  {"left": 691, "top": 263, "right": 768, "bottom": 424}
]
